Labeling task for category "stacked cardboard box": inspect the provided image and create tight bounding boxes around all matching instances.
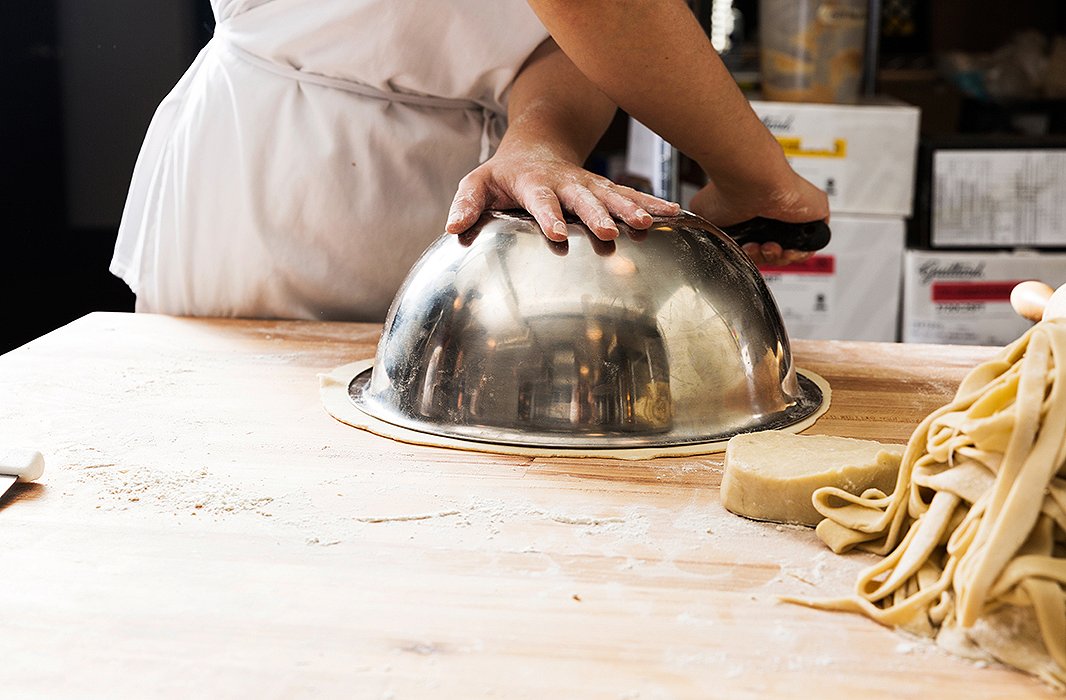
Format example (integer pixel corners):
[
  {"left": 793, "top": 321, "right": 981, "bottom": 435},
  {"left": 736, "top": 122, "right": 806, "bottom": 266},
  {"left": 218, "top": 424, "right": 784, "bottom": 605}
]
[
  {"left": 903, "top": 249, "right": 1066, "bottom": 345},
  {"left": 759, "top": 216, "right": 905, "bottom": 341},
  {"left": 902, "top": 138, "right": 1066, "bottom": 345},
  {"left": 750, "top": 99, "right": 919, "bottom": 341}
]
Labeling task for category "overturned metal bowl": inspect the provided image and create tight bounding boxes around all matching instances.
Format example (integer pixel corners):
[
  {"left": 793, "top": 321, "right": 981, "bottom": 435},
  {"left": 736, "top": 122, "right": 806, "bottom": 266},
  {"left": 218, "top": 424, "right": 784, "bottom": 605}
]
[{"left": 349, "top": 210, "right": 823, "bottom": 449}]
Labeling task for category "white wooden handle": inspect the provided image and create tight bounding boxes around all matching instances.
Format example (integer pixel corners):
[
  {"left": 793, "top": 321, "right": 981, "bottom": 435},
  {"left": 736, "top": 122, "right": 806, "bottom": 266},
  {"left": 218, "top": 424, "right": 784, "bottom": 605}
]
[
  {"left": 1045, "top": 285, "right": 1066, "bottom": 322},
  {"left": 0, "top": 449, "right": 45, "bottom": 482},
  {"left": 1011, "top": 281, "right": 1055, "bottom": 322}
]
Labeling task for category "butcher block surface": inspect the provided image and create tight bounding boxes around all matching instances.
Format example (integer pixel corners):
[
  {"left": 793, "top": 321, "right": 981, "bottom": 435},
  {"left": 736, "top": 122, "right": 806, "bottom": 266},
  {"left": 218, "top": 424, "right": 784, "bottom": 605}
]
[{"left": 0, "top": 312, "right": 1051, "bottom": 699}]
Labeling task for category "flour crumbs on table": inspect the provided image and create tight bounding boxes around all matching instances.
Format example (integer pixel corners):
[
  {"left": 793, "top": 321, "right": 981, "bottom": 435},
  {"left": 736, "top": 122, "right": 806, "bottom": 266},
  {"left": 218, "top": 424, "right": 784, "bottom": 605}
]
[
  {"left": 87, "top": 465, "right": 276, "bottom": 517},
  {"left": 356, "top": 510, "right": 460, "bottom": 524}
]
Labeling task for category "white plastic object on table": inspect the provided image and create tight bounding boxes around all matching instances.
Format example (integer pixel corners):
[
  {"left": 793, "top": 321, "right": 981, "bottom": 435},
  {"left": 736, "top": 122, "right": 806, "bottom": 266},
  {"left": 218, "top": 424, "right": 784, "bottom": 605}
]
[{"left": 0, "top": 448, "right": 45, "bottom": 482}]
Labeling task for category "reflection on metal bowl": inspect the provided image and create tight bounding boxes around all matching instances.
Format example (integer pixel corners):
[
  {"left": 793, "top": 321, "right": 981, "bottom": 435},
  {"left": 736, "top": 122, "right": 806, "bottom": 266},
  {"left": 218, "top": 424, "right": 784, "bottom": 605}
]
[{"left": 350, "top": 210, "right": 823, "bottom": 449}]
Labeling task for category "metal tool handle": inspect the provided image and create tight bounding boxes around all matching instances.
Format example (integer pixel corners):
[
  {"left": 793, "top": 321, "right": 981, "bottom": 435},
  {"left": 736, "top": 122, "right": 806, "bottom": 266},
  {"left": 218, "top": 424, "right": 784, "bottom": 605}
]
[
  {"left": 0, "top": 449, "right": 45, "bottom": 482},
  {"left": 720, "top": 217, "right": 831, "bottom": 252}
]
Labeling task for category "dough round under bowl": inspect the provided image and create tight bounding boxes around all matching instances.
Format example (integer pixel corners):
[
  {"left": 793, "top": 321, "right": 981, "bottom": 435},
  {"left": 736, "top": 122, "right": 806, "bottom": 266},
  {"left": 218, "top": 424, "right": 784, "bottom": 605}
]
[{"left": 350, "top": 210, "right": 824, "bottom": 449}]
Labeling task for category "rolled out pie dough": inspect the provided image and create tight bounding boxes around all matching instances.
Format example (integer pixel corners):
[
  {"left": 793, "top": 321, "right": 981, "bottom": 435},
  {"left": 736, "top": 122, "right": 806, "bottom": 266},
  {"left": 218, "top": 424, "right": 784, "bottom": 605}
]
[
  {"left": 319, "top": 360, "right": 831, "bottom": 460},
  {"left": 721, "top": 431, "right": 902, "bottom": 526}
]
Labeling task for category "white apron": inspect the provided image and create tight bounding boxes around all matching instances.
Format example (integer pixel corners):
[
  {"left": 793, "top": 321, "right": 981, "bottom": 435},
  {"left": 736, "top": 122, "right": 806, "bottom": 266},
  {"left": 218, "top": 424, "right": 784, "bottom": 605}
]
[{"left": 111, "top": 0, "right": 549, "bottom": 321}]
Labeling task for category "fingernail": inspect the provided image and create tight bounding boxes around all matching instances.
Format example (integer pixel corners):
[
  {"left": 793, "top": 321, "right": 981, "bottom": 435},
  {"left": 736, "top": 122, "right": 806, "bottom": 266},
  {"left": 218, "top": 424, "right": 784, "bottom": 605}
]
[
  {"left": 636, "top": 208, "right": 650, "bottom": 220},
  {"left": 552, "top": 221, "right": 568, "bottom": 237}
]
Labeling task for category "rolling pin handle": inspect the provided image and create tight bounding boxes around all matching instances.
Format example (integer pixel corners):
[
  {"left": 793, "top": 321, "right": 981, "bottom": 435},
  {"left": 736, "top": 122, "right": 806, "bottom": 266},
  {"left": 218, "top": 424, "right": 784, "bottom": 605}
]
[
  {"left": 0, "top": 449, "right": 45, "bottom": 482},
  {"left": 1011, "top": 281, "right": 1054, "bottom": 323}
]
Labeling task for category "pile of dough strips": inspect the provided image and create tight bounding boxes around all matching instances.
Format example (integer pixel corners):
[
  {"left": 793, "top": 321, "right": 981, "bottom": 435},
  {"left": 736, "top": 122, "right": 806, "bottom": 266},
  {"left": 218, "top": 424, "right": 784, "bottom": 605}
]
[{"left": 792, "top": 317, "right": 1066, "bottom": 688}]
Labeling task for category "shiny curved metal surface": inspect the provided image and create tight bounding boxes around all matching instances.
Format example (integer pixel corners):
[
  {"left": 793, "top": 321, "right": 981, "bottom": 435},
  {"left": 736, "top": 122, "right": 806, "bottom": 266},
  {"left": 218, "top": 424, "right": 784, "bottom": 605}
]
[{"left": 351, "top": 210, "right": 823, "bottom": 448}]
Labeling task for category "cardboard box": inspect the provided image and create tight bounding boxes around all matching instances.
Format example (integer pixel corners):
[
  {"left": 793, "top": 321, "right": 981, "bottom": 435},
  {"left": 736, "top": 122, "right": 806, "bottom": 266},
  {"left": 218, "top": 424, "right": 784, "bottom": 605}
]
[
  {"left": 929, "top": 148, "right": 1066, "bottom": 249},
  {"left": 749, "top": 98, "right": 921, "bottom": 217},
  {"left": 625, "top": 98, "right": 921, "bottom": 217},
  {"left": 902, "top": 249, "right": 1066, "bottom": 346},
  {"left": 911, "top": 136, "right": 1066, "bottom": 249},
  {"left": 760, "top": 215, "right": 905, "bottom": 342}
]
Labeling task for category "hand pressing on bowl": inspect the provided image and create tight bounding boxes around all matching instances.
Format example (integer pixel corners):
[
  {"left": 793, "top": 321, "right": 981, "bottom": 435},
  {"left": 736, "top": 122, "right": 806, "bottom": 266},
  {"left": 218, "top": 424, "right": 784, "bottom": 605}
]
[
  {"left": 446, "top": 149, "right": 830, "bottom": 268},
  {"left": 445, "top": 39, "right": 678, "bottom": 243},
  {"left": 445, "top": 147, "right": 680, "bottom": 243}
]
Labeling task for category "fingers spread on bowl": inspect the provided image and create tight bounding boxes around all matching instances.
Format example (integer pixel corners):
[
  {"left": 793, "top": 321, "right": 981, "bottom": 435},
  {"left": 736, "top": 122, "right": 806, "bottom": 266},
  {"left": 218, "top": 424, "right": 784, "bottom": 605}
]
[{"left": 445, "top": 154, "right": 678, "bottom": 242}]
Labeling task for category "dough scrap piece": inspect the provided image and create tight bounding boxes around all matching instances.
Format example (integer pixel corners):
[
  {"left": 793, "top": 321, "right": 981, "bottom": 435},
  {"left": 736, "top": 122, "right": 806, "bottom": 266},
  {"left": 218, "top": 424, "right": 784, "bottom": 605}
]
[
  {"left": 721, "top": 431, "right": 902, "bottom": 526},
  {"left": 786, "top": 317, "right": 1066, "bottom": 691}
]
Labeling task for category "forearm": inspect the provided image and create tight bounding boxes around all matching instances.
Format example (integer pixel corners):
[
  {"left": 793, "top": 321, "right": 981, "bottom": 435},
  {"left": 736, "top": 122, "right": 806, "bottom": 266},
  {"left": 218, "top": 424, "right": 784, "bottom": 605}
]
[
  {"left": 526, "top": 0, "right": 791, "bottom": 193},
  {"left": 499, "top": 39, "right": 617, "bottom": 165},
  {"left": 444, "top": 39, "right": 679, "bottom": 242}
]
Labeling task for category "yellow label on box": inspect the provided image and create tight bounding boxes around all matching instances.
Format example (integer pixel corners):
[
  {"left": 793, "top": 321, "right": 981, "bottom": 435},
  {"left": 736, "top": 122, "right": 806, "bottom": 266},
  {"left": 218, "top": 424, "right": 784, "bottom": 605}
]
[{"left": 776, "top": 137, "right": 848, "bottom": 159}]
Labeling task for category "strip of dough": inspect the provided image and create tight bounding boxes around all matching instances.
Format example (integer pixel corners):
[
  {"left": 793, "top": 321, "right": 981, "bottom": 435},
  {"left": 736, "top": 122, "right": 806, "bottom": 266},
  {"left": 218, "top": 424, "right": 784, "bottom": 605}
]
[{"left": 787, "top": 317, "right": 1066, "bottom": 690}]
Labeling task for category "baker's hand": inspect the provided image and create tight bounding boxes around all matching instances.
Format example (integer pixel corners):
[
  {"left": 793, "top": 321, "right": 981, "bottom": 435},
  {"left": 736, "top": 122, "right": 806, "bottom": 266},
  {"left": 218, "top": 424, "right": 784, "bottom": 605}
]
[
  {"left": 690, "top": 170, "right": 829, "bottom": 266},
  {"left": 446, "top": 148, "right": 680, "bottom": 242}
]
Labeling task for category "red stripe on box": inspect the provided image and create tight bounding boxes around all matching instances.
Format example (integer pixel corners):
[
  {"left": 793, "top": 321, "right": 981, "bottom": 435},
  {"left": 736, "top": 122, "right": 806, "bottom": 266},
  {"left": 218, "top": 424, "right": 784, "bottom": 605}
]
[
  {"left": 759, "top": 255, "right": 835, "bottom": 275},
  {"left": 931, "top": 281, "right": 1024, "bottom": 303}
]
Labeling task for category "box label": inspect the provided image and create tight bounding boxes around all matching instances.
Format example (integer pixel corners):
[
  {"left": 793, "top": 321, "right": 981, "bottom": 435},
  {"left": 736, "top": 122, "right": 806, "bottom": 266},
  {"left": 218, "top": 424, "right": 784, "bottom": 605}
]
[
  {"left": 761, "top": 255, "right": 837, "bottom": 330},
  {"left": 760, "top": 255, "right": 836, "bottom": 275},
  {"left": 930, "top": 280, "right": 1023, "bottom": 303},
  {"left": 933, "top": 150, "right": 1066, "bottom": 247},
  {"left": 776, "top": 137, "right": 848, "bottom": 159}
]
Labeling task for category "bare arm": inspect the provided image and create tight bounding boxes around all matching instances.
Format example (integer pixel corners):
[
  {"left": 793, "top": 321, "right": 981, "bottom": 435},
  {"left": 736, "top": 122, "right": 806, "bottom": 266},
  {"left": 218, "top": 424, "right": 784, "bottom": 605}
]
[
  {"left": 526, "top": 0, "right": 828, "bottom": 261},
  {"left": 446, "top": 39, "right": 679, "bottom": 241}
]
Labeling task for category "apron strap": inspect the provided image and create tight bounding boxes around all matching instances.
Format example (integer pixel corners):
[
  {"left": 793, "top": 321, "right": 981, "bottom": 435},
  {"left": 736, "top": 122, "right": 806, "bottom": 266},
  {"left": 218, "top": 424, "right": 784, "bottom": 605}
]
[{"left": 214, "top": 29, "right": 499, "bottom": 161}]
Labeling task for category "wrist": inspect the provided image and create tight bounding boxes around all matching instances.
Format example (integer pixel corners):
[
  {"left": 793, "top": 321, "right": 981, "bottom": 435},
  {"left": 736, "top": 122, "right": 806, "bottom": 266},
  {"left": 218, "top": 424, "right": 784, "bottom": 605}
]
[
  {"left": 495, "top": 128, "right": 585, "bottom": 167},
  {"left": 504, "top": 91, "right": 610, "bottom": 165}
]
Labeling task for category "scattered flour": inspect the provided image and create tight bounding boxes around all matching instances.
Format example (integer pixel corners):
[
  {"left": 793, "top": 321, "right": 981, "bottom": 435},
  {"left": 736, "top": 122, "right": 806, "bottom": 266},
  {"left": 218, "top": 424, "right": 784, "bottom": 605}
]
[
  {"left": 895, "top": 641, "right": 917, "bottom": 655},
  {"left": 79, "top": 464, "right": 275, "bottom": 517},
  {"left": 357, "top": 510, "right": 460, "bottom": 523}
]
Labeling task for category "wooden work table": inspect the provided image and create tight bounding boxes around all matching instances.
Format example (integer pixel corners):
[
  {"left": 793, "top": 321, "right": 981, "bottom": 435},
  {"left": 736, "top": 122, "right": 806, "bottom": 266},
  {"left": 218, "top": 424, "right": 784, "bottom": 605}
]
[{"left": 0, "top": 312, "right": 1054, "bottom": 698}]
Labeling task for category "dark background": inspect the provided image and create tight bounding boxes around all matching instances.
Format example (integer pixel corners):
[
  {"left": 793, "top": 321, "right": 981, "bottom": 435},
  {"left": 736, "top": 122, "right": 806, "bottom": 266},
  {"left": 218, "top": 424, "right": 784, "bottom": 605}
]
[
  {"left": 3, "top": 0, "right": 1066, "bottom": 354},
  {"left": 3, "top": 0, "right": 213, "bottom": 354}
]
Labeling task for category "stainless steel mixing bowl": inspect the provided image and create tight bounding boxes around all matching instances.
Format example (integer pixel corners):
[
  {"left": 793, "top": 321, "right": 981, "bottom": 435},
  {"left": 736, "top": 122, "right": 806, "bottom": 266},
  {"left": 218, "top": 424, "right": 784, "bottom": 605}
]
[{"left": 349, "top": 210, "right": 824, "bottom": 449}]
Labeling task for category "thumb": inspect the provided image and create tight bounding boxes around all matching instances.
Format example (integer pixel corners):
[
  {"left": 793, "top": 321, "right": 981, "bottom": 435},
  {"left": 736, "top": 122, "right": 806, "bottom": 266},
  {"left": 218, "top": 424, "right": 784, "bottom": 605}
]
[{"left": 446, "top": 174, "right": 489, "bottom": 234}]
